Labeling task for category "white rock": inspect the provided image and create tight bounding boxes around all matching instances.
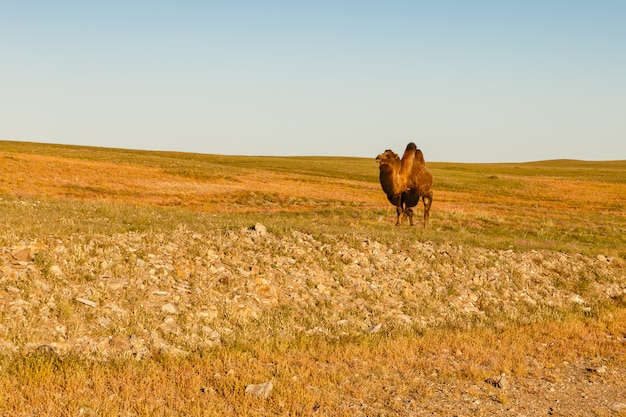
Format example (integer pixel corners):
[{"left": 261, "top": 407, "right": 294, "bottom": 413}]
[
  {"left": 201, "top": 326, "right": 221, "bottom": 346},
  {"left": 76, "top": 297, "right": 97, "bottom": 308},
  {"left": 251, "top": 223, "right": 267, "bottom": 236},
  {"left": 106, "top": 279, "right": 128, "bottom": 291},
  {"left": 367, "top": 323, "right": 382, "bottom": 334},
  {"left": 160, "top": 344, "right": 189, "bottom": 357},
  {"left": 245, "top": 381, "right": 273, "bottom": 399},
  {"left": 495, "top": 373, "right": 508, "bottom": 389},
  {"left": 162, "top": 303, "right": 180, "bottom": 314},
  {"left": 49, "top": 265, "right": 65, "bottom": 277}
]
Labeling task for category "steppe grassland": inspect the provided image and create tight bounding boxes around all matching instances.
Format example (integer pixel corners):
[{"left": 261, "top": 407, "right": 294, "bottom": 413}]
[
  {"left": 0, "top": 140, "right": 625, "bottom": 415},
  {"left": 2, "top": 141, "right": 624, "bottom": 256}
]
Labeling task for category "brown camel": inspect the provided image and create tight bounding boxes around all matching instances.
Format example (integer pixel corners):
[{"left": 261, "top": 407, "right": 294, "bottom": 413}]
[{"left": 376, "top": 142, "right": 433, "bottom": 228}]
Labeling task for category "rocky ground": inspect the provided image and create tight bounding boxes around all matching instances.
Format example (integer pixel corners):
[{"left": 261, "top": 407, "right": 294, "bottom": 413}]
[{"left": 1, "top": 223, "right": 625, "bottom": 415}]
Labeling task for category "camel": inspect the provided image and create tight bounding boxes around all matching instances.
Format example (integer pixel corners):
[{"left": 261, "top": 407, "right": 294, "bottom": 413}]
[{"left": 376, "top": 142, "right": 433, "bottom": 228}]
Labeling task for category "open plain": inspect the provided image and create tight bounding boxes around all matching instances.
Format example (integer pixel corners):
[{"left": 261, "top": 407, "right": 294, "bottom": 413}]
[{"left": 1, "top": 140, "right": 625, "bottom": 416}]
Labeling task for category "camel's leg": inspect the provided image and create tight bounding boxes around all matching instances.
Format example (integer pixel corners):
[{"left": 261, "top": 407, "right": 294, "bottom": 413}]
[
  {"left": 406, "top": 207, "right": 415, "bottom": 226},
  {"left": 395, "top": 205, "right": 403, "bottom": 226},
  {"left": 422, "top": 194, "right": 433, "bottom": 229}
]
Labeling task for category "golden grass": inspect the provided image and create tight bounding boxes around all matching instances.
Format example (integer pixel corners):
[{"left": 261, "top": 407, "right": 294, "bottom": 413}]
[
  {"left": 1, "top": 151, "right": 382, "bottom": 212},
  {"left": 1, "top": 311, "right": 624, "bottom": 416},
  {"left": 3, "top": 142, "right": 626, "bottom": 256},
  {"left": 1, "top": 140, "right": 626, "bottom": 415}
]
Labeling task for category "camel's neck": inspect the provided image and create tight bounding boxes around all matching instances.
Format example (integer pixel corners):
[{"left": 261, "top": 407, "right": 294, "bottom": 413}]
[{"left": 379, "top": 164, "right": 403, "bottom": 196}]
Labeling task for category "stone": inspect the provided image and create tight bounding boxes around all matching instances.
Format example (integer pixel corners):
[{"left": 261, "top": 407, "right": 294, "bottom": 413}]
[
  {"left": 201, "top": 326, "right": 221, "bottom": 347},
  {"left": 159, "top": 317, "right": 180, "bottom": 334},
  {"left": 245, "top": 381, "right": 273, "bottom": 399},
  {"left": 162, "top": 303, "right": 180, "bottom": 314},
  {"left": 613, "top": 403, "right": 626, "bottom": 412},
  {"left": 129, "top": 335, "right": 150, "bottom": 360},
  {"left": 129, "top": 335, "right": 144, "bottom": 351},
  {"left": 587, "top": 365, "right": 608, "bottom": 374},
  {"left": 106, "top": 279, "right": 128, "bottom": 291},
  {"left": 49, "top": 265, "right": 66, "bottom": 277},
  {"left": 159, "top": 344, "right": 189, "bottom": 357},
  {"left": 0, "top": 339, "right": 17, "bottom": 353},
  {"left": 76, "top": 297, "right": 97, "bottom": 308},
  {"left": 6, "top": 286, "right": 20, "bottom": 294},
  {"left": 367, "top": 323, "right": 382, "bottom": 334},
  {"left": 97, "top": 317, "right": 112, "bottom": 327},
  {"left": 495, "top": 373, "right": 508, "bottom": 390},
  {"left": 251, "top": 223, "right": 267, "bottom": 236},
  {"left": 487, "top": 373, "right": 508, "bottom": 390},
  {"left": 11, "top": 247, "right": 31, "bottom": 262},
  {"left": 29, "top": 242, "right": 49, "bottom": 253},
  {"left": 44, "top": 341, "right": 71, "bottom": 356},
  {"left": 570, "top": 294, "right": 585, "bottom": 304}
]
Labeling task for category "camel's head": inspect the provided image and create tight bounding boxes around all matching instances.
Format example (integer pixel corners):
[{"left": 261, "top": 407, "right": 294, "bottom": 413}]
[{"left": 375, "top": 149, "right": 399, "bottom": 165}]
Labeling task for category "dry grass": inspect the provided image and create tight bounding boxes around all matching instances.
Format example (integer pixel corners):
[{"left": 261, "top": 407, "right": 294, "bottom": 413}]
[
  {"left": 1, "top": 140, "right": 626, "bottom": 415},
  {"left": 2, "top": 140, "right": 625, "bottom": 256},
  {"left": 1, "top": 311, "right": 624, "bottom": 416},
  {"left": 0, "top": 151, "right": 376, "bottom": 208}
]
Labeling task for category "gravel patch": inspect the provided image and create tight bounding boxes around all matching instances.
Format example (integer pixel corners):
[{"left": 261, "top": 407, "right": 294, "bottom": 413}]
[{"left": 1, "top": 224, "right": 624, "bottom": 360}]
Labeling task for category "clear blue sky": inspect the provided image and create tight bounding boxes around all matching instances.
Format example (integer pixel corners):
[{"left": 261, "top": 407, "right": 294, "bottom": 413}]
[{"left": 1, "top": 1, "right": 625, "bottom": 162}]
